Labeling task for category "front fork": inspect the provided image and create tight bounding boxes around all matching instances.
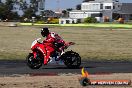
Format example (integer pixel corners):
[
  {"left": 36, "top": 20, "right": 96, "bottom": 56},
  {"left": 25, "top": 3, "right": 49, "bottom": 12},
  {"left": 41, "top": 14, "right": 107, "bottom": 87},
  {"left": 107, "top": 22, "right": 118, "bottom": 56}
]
[{"left": 33, "top": 51, "right": 37, "bottom": 59}]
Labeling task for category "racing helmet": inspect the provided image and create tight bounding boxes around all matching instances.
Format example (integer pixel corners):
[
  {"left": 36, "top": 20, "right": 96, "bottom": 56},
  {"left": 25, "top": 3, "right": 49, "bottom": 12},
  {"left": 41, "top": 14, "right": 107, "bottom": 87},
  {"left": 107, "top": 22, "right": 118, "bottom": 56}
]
[{"left": 41, "top": 27, "right": 49, "bottom": 37}]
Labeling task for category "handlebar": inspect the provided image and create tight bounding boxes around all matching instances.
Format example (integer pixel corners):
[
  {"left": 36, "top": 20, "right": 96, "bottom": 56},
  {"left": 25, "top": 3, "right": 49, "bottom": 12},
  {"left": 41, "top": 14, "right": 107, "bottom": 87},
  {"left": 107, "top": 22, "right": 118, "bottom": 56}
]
[
  {"left": 64, "top": 42, "right": 75, "bottom": 49},
  {"left": 37, "top": 41, "right": 42, "bottom": 44},
  {"left": 36, "top": 38, "right": 41, "bottom": 43},
  {"left": 68, "top": 42, "right": 75, "bottom": 45},
  {"left": 66, "top": 42, "right": 75, "bottom": 46}
]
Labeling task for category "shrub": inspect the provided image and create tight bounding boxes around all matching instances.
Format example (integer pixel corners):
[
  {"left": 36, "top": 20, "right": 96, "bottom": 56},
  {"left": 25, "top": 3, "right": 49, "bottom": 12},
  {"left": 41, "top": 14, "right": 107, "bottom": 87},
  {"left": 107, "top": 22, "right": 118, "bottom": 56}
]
[
  {"left": 104, "top": 16, "right": 110, "bottom": 22},
  {"left": 48, "top": 18, "right": 59, "bottom": 24},
  {"left": 36, "top": 21, "right": 45, "bottom": 24},
  {"left": 84, "top": 17, "right": 97, "bottom": 23},
  {"left": 77, "top": 19, "right": 82, "bottom": 23},
  {"left": 118, "top": 18, "right": 124, "bottom": 24}
]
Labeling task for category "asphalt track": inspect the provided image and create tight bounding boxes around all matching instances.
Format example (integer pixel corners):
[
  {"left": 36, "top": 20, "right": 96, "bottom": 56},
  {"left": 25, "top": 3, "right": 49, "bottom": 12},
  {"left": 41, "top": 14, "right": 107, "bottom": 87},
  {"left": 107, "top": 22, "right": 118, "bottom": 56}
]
[{"left": 0, "top": 60, "right": 132, "bottom": 76}]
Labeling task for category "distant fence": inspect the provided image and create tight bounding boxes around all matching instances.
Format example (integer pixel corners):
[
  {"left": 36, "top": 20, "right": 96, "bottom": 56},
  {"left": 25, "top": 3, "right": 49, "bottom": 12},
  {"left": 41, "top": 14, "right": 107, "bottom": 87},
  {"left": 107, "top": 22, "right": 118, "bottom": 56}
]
[{"left": 0, "top": 22, "right": 19, "bottom": 27}]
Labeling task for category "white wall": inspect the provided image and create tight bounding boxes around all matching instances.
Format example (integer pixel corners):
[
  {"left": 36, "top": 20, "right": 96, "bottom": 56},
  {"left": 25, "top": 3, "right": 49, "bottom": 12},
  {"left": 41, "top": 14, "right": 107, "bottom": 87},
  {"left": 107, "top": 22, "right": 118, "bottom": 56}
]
[
  {"left": 69, "top": 13, "right": 88, "bottom": 19},
  {"left": 69, "top": 11, "right": 101, "bottom": 19},
  {"left": 81, "top": 2, "right": 114, "bottom": 11},
  {"left": 103, "top": 3, "right": 113, "bottom": 10},
  {"left": 59, "top": 18, "right": 77, "bottom": 24},
  {"left": 82, "top": 3, "right": 101, "bottom": 11}
]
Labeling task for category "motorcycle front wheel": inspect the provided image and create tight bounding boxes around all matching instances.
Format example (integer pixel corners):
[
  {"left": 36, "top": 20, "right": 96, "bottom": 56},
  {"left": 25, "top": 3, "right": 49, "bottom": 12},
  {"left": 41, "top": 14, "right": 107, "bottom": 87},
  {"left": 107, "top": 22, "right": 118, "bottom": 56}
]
[
  {"left": 26, "top": 53, "right": 42, "bottom": 69},
  {"left": 61, "top": 51, "right": 81, "bottom": 68}
]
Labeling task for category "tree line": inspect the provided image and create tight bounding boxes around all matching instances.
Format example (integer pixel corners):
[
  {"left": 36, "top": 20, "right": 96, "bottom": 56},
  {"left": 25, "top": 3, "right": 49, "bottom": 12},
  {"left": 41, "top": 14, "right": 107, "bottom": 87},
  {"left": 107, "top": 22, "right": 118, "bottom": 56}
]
[
  {"left": 0, "top": 0, "right": 38, "bottom": 21},
  {"left": 0, "top": 0, "right": 93, "bottom": 21}
]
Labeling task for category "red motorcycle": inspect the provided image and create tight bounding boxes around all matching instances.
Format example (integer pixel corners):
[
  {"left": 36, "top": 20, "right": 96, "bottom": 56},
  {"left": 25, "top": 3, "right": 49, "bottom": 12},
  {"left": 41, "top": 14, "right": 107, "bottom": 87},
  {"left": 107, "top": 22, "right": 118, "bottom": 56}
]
[{"left": 26, "top": 38, "right": 81, "bottom": 69}]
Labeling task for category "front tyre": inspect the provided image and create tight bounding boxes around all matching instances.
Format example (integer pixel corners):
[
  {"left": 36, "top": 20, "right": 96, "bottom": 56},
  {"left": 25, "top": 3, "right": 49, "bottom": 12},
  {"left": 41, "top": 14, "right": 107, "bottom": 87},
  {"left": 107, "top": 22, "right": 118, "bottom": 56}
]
[
  {"left": 26, "top": 53, "right": 42, "bottom": 69},
  {"left": 62, "top": 51, "right": 81, "bottom": 68}
]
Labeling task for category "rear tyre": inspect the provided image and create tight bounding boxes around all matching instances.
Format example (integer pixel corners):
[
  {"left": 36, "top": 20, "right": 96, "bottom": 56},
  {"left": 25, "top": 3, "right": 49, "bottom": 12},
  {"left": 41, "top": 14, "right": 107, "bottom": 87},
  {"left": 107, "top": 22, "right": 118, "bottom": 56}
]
[
  {"left": 61, "top": 51, "right": 81, "bottom": 69},
  {"left": 26, "top": 53, "right": 42, "bottom": 69}
]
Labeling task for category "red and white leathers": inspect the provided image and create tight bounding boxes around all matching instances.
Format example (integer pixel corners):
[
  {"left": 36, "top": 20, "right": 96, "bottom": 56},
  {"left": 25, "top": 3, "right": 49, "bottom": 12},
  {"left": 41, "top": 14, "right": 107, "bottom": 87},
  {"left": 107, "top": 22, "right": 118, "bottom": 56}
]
[{"left": 42, "top": 32, "right": 66, "bottom": 65}]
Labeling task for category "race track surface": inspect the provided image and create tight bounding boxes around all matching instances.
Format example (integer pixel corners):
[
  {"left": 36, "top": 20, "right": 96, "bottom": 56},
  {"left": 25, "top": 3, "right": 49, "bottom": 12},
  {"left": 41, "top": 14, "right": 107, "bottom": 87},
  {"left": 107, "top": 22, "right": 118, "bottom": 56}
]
[{"left": 0, "top": 60, "right": 132, "bottom": 76}]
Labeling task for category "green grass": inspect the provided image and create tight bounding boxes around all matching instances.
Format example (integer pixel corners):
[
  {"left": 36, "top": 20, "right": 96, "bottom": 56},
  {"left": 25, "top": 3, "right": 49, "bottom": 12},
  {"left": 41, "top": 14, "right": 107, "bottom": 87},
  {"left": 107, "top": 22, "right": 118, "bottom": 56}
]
[
  {"left": 1, "top": 26, "right": 132, "bottom": 62},
  {"left": 20, "top": 23, "right": 132, "bottom": 29},
  {"left": 0, "top": 51, "right": 27, "bottom": 60},
  {"left": 20, "top": 23, "right": 60, "bottom": 26}
]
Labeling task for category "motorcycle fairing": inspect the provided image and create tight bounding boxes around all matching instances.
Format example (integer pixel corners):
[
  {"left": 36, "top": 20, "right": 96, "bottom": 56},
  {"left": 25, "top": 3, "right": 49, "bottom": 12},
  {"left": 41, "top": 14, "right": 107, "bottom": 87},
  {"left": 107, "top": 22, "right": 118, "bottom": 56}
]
[{"left": 32, "top": 43, "right": 46, "bottom": 59}]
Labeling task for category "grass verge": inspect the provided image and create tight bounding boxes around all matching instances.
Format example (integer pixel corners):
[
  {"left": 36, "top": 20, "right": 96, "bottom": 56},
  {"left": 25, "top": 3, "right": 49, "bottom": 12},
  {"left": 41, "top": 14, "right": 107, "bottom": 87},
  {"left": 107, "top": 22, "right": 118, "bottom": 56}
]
[
  {"left": 0, "top": 26, "right": 132, "bottom": 62},
  {"left": 20, "top": 23, "right": 132, "bottom": 29}
]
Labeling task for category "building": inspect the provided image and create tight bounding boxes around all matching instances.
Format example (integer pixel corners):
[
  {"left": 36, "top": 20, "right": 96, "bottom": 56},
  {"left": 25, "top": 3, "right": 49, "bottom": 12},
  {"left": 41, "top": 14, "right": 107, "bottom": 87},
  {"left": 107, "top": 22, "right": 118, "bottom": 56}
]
[
  {"left": 60, "top": 0, "right": 132, "bottom": 24},
  {"left": 69, "top": 0, "right": 120, "bottom": 22},
  {"left": 113, "top": 3, "right": 132, "bottom": 21}
]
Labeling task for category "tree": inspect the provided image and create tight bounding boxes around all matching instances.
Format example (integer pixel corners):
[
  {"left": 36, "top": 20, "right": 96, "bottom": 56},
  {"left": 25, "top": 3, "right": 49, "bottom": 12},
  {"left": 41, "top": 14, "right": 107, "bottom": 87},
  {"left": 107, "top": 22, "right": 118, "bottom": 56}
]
[
  {"left": 66, "top": 8, "right": 73, "bottom": 11},
  {"left": 0, "top": 1, "right": 19, "bottom": 21},
  {"left": 23, "top": 7, "right": 36, "bottom": 19},
  {"left": 62, "top": 8, "right": 73, "bottom": 17},
  {"left": 62, "top": 10, "right": 68, "bottom": 17},
  {"left": 23, "top": 0, "right": 38, "bottom": 19},
  {"left": 30, "top": 0, "right": 38, "bottom": 12},
  {"left": 84, "top": 17, "right": 97, "bottom": 23},
  {"left": 76, "top": 4, "right": 81, "bottom": 10}
]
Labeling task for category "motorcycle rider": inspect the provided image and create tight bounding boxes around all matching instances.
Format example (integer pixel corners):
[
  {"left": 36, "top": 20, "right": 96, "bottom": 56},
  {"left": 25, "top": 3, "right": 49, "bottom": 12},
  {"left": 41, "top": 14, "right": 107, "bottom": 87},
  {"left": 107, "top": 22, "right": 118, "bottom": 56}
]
[{"left": 41, "top": 27, "right": 66, "bottom": 65}]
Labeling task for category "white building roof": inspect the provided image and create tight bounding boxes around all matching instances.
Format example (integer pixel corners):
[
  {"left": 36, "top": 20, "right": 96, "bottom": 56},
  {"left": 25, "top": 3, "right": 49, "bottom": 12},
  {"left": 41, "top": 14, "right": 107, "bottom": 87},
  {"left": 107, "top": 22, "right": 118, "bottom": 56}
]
[
  {"left": 88, "top": 0, "right": 119, "bottom": 3},
  {"left": 70, "top": 10, "right": 103, "bottom": 13}
]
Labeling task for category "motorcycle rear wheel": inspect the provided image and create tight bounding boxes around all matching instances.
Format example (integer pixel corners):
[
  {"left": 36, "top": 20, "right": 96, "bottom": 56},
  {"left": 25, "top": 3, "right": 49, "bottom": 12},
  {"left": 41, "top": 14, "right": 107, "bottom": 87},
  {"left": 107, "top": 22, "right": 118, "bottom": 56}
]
[
  {"left": 62, "top": 51, "right": 81, "bottom": 68},
  {"left": 26, "top": 53, "right": 42, "bottom": 69}
]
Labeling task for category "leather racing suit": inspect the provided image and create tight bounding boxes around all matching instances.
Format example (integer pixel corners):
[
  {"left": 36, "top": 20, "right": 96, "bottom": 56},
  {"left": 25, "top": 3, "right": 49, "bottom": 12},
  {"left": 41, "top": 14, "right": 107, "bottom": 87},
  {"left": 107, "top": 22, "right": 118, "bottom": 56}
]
[{"left": 42, "top": 32, "right": 66, "bottom": 65}]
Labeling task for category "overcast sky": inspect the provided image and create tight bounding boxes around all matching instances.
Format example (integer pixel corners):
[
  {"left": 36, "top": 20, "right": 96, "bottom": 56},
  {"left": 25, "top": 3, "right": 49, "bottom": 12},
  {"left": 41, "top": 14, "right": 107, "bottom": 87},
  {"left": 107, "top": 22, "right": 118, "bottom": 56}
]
[{"left": 45, "top": 0, "right": 132, "bottom": 10}]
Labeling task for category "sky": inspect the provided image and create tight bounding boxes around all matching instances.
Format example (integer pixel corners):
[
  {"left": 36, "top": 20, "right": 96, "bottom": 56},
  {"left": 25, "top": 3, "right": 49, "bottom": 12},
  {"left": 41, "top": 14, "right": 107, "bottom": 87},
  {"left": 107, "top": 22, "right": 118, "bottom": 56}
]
[{"left": 45, "top": 0, "right": 132, "bottom": 10}]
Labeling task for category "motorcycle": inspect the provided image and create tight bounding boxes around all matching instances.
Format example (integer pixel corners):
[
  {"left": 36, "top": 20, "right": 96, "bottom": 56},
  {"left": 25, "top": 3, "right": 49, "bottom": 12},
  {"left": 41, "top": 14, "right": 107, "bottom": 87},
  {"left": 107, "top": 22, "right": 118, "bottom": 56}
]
[{"left": 26, "top": 38, "right": 81, "bottom": 69}]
